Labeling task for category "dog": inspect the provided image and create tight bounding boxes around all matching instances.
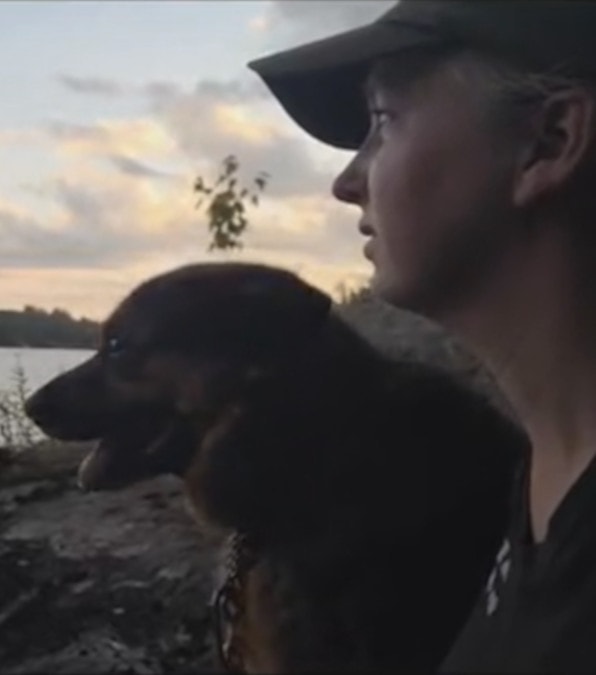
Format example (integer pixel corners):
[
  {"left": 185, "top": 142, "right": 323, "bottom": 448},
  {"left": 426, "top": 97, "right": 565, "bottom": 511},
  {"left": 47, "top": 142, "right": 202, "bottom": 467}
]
[{"left": 25, "top": 262, "right": 526, "bottom": 673}]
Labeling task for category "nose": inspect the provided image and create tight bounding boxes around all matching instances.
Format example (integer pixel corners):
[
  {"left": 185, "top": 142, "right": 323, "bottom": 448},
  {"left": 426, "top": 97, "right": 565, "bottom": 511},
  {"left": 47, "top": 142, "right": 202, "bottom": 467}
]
[
  {"left": 332, "top": 154, "right": 367, "bottom": 206},
  {"left": 24, "top": 387, "right": 57, "bottom": 428},
  {"left": 24, "top": 382, "right": 101, "bottom": 441}
]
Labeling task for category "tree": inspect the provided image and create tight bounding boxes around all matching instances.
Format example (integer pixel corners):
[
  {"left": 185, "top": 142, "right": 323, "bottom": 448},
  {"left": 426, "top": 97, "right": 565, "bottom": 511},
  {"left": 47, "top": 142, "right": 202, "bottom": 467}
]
[
  {"left": 194, "top": 155, "right": 269, "bottom": 252},
  {"left": 335, "top": 280, "right": 370, "bottom": 306},
  {"left": 193, "top": 156, "right": 373, "bottom": 304},
  {"left": 0, "top": 309, "right": 98, "bottom": 349}
]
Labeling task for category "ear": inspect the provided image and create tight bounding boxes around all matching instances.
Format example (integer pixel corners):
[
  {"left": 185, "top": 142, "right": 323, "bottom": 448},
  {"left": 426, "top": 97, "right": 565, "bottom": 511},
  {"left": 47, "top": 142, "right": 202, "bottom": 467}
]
[
  {"left": 174, "top": 361, "right": 248, "bottom": 415},
  {"left": 294, "top": 280, "right": 333, "bottom": 328},
  {"left": 513, "top": 88, "right": 596, "bottom": 208},
  {"left": 278, "top": 281, "right": 333, "bottom": 341},
  {"left": 240, "top": 272, "right": 332, "bottom": 334},
  {"left": 175, "top": 371, "right": 206, "bottom": 415}
]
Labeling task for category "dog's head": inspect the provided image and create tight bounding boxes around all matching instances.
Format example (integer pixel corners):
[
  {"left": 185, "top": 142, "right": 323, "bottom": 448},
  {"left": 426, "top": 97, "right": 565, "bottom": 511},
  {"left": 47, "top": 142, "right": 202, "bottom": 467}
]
[{"left": 24, "top": 263, "right": 331, "bottom": 492}]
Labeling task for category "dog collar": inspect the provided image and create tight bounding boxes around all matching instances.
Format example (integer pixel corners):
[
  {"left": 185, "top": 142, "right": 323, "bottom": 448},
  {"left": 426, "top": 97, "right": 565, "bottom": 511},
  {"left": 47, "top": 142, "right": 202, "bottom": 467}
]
[{"left": 210, "top": 532, "right": 259, "bottom": 673}]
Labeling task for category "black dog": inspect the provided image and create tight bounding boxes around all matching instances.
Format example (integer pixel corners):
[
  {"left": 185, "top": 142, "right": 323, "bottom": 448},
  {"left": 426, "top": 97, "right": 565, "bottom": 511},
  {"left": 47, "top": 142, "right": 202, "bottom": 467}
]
[{"left": 25, "top": 262, "right": 525, "bottom": 673}]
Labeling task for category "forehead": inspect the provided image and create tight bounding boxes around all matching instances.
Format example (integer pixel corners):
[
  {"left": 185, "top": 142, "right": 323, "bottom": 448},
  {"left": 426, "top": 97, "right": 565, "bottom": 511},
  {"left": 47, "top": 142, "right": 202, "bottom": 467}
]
[{"left": 363, "top": 47, "right": 460, "bottom": 103}]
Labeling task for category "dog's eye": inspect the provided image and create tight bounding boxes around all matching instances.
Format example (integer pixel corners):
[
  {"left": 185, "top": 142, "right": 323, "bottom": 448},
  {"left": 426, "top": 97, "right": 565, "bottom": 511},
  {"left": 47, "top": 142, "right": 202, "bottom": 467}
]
[{"left": 105, "top": 336, "right": 126, "bottom": 357}]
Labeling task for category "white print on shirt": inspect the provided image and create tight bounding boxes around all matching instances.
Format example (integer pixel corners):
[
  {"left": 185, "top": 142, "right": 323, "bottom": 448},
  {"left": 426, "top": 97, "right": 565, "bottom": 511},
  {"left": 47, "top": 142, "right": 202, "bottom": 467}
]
[{"left": 485, "top": 538, "right": 512, "bottom": 616}]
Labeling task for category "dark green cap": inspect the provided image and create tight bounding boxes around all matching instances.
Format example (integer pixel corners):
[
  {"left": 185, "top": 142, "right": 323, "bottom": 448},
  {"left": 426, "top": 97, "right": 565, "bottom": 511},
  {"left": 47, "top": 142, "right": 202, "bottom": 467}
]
[{"left": 248, "top": 1, "right": 596, "bottom": 150}]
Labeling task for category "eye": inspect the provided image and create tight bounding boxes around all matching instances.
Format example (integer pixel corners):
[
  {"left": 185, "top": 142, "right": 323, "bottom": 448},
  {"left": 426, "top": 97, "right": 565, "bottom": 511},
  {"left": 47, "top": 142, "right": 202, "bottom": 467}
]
[
  {"left": 105, "top": 336, "right": 126, "bottom": 358},
  {"left": 369, "top": 108, "right": 393, "bottom": 132}
]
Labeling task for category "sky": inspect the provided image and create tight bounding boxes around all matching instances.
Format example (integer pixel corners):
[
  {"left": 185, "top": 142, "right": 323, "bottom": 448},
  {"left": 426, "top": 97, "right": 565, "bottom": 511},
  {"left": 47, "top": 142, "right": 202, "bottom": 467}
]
[{"left": 0, "top": 0, "right": 393, "bottom": 320}]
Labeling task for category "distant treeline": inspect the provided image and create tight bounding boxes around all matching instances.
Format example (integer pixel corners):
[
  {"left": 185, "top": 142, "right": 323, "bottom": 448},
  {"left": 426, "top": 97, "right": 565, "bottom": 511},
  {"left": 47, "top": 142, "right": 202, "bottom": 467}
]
[
  {"left": 0, "top": 306, "right": 99, "bottom": 350},
  {"left": 0, "top": 286, "right": 370, "bottom": 351}
]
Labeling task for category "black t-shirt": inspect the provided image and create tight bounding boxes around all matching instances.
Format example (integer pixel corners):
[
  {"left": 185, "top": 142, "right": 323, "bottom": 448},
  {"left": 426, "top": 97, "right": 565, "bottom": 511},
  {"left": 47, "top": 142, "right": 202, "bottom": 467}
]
[{"left": 441, "top": 452, "right": 596, "bottom": 674}]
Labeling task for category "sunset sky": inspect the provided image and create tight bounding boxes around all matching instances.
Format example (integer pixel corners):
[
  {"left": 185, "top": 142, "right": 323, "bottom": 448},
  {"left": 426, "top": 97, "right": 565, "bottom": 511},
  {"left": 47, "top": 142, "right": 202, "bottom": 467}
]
[{"left": 0, "top": 0, "right": 393, "bottom": 320}]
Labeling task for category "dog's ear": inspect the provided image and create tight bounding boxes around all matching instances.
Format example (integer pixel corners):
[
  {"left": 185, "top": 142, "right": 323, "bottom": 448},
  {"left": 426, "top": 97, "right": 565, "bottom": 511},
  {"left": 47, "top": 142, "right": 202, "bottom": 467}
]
[{"left": 238, "top": 273, "right": 332, "bottom": 340}]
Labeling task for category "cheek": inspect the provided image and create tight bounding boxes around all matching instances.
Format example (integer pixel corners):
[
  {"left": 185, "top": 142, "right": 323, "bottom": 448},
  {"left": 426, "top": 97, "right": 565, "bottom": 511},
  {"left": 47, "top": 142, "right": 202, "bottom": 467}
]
[
  {"left": 369, "top": 125, "right": 511, "bottom": 263},
  {"left": 367, "top": 134, "right": 439, "bottom": 262}
]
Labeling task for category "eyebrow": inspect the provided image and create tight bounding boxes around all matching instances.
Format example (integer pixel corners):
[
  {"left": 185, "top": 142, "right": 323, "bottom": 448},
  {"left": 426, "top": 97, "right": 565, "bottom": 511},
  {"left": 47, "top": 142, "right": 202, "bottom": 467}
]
[
  {"left": 363, "top": 47, "right": 456, "bottom": 103},
  {"left": 362, "top": 63, "right": 415, "bottom": 105},
  {"left": 361, "top": 76, "right": 377, "bottom": 105}
]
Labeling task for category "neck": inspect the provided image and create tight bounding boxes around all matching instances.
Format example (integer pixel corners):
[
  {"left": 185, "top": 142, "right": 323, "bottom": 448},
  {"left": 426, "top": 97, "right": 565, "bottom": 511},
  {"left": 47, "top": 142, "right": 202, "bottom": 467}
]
[{"left": 442, "top": 222, "right": 596, "bottom": 540}]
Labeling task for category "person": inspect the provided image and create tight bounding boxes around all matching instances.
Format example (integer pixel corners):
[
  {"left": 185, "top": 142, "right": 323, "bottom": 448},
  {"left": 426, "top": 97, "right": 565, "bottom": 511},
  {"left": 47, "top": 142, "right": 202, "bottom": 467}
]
[{"left": 248, "top": 1, "right": 596, "bottom": 673}]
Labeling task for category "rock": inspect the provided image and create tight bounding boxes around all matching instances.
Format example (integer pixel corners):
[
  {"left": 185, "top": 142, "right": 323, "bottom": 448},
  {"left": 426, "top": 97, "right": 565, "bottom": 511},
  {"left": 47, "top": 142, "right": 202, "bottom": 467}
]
[{"left": 0, "top": 471, "right": 222, "bottom": 673}]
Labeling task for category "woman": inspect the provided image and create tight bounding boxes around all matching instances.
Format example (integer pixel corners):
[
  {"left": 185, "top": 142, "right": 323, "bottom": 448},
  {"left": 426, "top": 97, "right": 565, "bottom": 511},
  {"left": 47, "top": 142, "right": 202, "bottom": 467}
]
[{"left": 249, "top": 1, "right": 596, "bottom": 672}]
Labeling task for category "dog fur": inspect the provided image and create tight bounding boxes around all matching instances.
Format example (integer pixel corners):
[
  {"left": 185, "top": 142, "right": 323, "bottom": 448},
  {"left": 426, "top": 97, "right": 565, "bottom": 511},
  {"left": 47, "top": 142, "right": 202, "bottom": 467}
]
[{"left": 25, "top": 262, "right": 526, "bottom": 673}]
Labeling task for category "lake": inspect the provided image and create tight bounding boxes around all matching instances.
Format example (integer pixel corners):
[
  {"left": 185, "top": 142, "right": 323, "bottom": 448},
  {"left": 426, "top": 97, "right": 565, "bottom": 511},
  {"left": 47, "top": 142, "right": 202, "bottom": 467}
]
[{"left": 0, "top": 347, "right": 93, "bottom": 395}]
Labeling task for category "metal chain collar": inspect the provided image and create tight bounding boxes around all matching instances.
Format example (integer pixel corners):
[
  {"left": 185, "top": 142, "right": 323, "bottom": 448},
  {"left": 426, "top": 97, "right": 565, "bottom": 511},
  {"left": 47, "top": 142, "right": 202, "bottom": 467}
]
[{"left": 210, "top": 532, "right": 258, "bottom": 673}]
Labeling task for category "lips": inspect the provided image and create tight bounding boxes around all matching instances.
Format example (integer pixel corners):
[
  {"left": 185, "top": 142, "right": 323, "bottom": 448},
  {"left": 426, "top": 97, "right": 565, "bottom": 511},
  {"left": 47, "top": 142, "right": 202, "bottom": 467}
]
[
  {"left": 76, "top": 412, "right": 197, "bottom": 491},
  {"left": 78, "top": 440, "right": 132, "bottom": 491},
  {"left": 357, "top": 219, "right": 375, "bottom": 261},
  {"left": 363, "top": 238, "right": 375, "bottom": 260},
  {"left": 77, "top": 423, "right": 170, "bottom": 491},
  {"left": 358, "top": 220, "right": 375, "bottom": 237},
  {"left": 78, "top": 435, "right": 161, "bottom": 491}
]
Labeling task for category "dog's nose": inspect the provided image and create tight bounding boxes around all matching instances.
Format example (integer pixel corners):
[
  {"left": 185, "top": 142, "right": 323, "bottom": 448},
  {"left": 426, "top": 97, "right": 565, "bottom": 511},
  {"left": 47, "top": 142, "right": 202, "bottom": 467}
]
[
  {"left": 24, "top": 389, "right": 57, "bottom": 428},
  {"left": 24, "top": 382, "right": 106, "bottom": 442}
]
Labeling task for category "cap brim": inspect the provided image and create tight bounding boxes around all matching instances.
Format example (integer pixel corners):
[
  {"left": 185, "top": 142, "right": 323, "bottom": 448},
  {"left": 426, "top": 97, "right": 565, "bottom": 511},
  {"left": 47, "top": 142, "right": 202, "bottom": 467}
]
[{"left": 248, "top": 21, "right": 439, "bottom": 149}]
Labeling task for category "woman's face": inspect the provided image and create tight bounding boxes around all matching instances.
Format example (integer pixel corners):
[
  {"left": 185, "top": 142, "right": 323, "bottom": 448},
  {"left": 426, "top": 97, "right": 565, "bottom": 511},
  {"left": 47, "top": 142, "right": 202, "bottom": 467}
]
[{"left": 333, "top": 56, "right": 522, "bottom": 319}]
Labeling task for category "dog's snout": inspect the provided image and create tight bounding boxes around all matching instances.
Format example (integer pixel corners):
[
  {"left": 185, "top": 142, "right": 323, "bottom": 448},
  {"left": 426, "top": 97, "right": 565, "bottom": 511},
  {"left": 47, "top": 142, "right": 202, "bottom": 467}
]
[
  {"left": 24, "top": 358, "right": 115, "bottom": 442},
  {"left": 25, "top": 382, "right": 103, "bottom": 441},
  {"left": 24, "top": 387, "right": 59, "bottom": 427},
  {"left": 25, "top": 378, "right": 83, "bottom": 435}
]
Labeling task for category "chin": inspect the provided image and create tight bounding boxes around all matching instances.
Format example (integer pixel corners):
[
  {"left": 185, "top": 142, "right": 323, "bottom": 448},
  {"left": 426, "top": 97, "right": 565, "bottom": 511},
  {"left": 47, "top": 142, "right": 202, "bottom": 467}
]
[
  {"left": 370, "top": 269, "right": 417, "bottom": 309},
  {"left": 370, "top": 269, "right": 450, "bottom": 320}
]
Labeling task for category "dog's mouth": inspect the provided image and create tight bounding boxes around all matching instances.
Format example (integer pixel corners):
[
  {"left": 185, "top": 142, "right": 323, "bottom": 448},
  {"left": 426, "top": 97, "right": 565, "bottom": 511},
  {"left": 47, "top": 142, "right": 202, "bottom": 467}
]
[{"left": 77, "top": 411, "right": 197, "bottom": 491}]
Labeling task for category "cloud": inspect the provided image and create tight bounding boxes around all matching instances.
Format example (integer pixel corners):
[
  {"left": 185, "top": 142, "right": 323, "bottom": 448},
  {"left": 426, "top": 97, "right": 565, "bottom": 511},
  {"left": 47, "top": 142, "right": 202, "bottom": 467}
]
[
  {"left": 0, "top": 160, "right": 198, "bottom": 271},
  {"left": 248, "top": 14, "right": 271, "bottom": 33},
  {"left": 45, "top": 117, "right": 178, "bottom": 159},
  {"left": 194, "top": 183, "right": 365, "bottom": 271},
  {"left": 28, "top": 76, "right": 344, "bottom": 262},
  {"left": 0, "top": 129, "right": 45, "bottom": 146},
  {"left": 56, "top": 74, "right": 270, "bottom": 105},
  {"left": 107, "top": 154, "right": 180, "bottom": 181},
  {"left": 0, "top": 3, "right": 384, "bottom": 321},
  {"left": 56, "top": 74, "right": 126, "bottom": 97},
  {"left": 271, "top": 0, "right": 391, "bottom": 25},
  {"left": 266, "top": 1, "right": 393, "bottom": 43},
  {"left": 0, "top": 197, "right": 134, "bottom": 271},
  {"left": 16, "top": 71, "right": 354, "bottom": 240},
  {"left": 144, "top": 80, "right": 337, "bottom": 199},
  {"left": 0, "top": 149, "right": 368, "bottom": 309},
  {"left": 142, "top": 76, "right": 271, "bottom": 112},
  {"left": 0, "top": 267, "right": 133, "bottom": 320},
  {"left": 47, "top": 73, "right": 337, "bottom": 202},
  {"left": 193, "top": 78, "right": 270, "bottom": 103},
  {"left": 46, "top": 120, "right": 110, "bottom": 146},
  {"left": 143, "top": 81, "right": 182, "bottom": 102},
  {"left": 1, "top": 62, "right": 368, "bottom": 318}
]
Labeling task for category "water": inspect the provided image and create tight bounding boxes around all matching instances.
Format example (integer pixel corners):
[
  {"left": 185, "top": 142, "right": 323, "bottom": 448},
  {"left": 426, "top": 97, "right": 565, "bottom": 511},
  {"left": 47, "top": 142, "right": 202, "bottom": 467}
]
[{"left": 0, "top": 347, "right": 93, "bottom": 395}]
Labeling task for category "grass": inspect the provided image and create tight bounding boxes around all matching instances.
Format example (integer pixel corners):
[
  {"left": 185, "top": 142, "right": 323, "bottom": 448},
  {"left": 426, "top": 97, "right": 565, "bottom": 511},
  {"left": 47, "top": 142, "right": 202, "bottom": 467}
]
[
  {"left": 0, "top": 359, "right": 93, "bottom": 487},
  {"left": 0, "top": 358, "right": 38, "bottom": 452}
]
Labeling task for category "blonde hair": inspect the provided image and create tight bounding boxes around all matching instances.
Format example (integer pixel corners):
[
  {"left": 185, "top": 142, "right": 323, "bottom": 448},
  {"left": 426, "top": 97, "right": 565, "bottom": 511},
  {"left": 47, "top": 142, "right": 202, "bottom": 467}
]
[
  {"left": 450, "top": 53, "right": 586, "bottom": 101},
  {"left": 445, "top": 50, "right": 596, "bottom": 136},
  {"left": 458, "top": 51, "right": 596, "bottom": 241}
]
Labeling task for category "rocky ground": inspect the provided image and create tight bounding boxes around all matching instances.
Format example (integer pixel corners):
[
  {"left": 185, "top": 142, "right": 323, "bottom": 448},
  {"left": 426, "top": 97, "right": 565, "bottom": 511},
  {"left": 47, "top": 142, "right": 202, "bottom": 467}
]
[{"left": 0, "top": 442, "right": 222, "bottom": 674}]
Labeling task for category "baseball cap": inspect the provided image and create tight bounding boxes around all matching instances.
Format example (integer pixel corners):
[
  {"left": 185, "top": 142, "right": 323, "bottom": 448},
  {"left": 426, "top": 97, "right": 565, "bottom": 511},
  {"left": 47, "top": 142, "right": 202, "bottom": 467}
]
[{"left": 248, "top": 1, "right": 596, "bottom": 149}]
